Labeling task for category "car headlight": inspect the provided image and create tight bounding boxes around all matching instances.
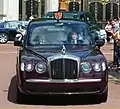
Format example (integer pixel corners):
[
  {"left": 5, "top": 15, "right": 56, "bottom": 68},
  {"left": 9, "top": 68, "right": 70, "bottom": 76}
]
[
  {"left": 102, "top": 62, "right": 106, "bottom": 71},
  {"left": 25, "top": 63, "right": 34, "bottom": 72},
  {"left": 21, "top": 62, "right": 25, "bottom": 71},
  {"left": 35, "top": 62, "right": 46, "bottom": 74},
  {"left": 81, "top": 62, "right": 92, "bottom": 74},
  {"left": 93, "top": 63, "right": 101, "bottom": 72}
]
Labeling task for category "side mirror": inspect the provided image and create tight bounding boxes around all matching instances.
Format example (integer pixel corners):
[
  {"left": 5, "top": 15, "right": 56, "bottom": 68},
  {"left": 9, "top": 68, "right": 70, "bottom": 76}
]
[
  {"left": 14, "top": 34, "right": 23, "bottom": 46},
  {"left": 91, "top": 29, "right": 99, "bottom": 40},
  {"left": 95, "top": 39, "right": 105, "bottom": 47}
]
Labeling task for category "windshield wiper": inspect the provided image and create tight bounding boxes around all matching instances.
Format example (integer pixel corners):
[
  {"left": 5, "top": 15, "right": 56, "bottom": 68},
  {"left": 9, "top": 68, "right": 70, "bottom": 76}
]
[{"left": 24, "top": 47, "right": 47, "bottom": 61}]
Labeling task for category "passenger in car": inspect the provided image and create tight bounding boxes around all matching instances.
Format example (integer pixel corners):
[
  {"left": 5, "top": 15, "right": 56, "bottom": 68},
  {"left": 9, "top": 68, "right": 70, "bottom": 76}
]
[{"left": 67, "top": 32, "right": 85, "bottom": 44}]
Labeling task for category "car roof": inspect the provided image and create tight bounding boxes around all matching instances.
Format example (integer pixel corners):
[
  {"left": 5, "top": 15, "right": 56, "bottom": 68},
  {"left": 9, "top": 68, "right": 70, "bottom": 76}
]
[
  {"left": 45, "top": 11, "right": 93, "bottom": 15},
  {"left": 45, "top": 11, "right": 78, "bottom": 16},
  {"left": 30, "top": 18, "right": 88, "bottom": 26},
  {"left": 43, "top": 11, "right": 97, "bottom": 24},
  {"left": 46, "top": 11, "right": 77, "bottom": 13}
]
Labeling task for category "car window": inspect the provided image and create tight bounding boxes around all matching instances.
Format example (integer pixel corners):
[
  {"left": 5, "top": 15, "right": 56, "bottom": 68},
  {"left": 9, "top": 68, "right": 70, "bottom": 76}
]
[
  {"left": 44, "top": 12, "right": 97, "bottom": 26},
  {"left": 44, "top": 12, "right": 78, "bottom": 19},
  {"left": 78, "top": 12, "right": 97, "bottom": 25},
  {"left": 4, "top": 21, "right": 21, "bottom": 29},
  {"left": 27, "top": 22, "right": 93, "bottom": 47},
  {"left": 63, "top": 13, "right": 78, "bottom": 19},
  {"left": 44, "top": 13, "right": 54, "bottom": 18},
  {"left": 20, "top": 21, "right": 29, "bottom": 27}
]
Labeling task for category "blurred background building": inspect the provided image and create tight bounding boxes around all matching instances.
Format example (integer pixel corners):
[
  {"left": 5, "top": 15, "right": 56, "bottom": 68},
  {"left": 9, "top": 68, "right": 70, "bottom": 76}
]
[
  {"left": 19, "top": 0, "right": 120, "bottom": 22},
  {"left": 0, "top": 0, "right": 120, "bottom": 23},
  {"left": 0, "top": 0, "right": 19, "bottom": 21}
]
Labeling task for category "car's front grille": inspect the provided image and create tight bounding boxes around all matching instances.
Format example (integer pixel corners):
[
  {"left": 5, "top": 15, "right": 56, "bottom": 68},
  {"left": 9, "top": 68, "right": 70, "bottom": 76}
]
[{"left": 50, "top": 59, "right": 78, "bottom": 79}]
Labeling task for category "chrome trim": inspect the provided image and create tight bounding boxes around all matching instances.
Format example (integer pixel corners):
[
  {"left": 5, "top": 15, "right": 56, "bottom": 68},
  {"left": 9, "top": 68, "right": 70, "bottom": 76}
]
[
  {"left": 63, "top": 58, "right": 65, "bottom": 78},
  {"left": 61, "top": 45, "right": 66, "bottom": 55},
  {"left": 47, "top": 54, "right": 80, "bottom": 78},
  {"left": 27, "top": 91, "right": 101, "bottom": 95},
  {"left": 26, "top": 79, "right": 102, "bottom": 83}
]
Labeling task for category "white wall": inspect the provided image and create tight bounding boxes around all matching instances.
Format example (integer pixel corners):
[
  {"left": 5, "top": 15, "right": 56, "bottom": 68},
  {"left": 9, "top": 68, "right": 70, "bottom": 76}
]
[
  {"left": 0, "top": 0, "right": 4, "bottom": 20},
  {"left": 0, "top": 0, "right": 3, "bottom": 15},
  {"left": 45, "top": 0, "right": 59, "bottom": 14},
  {"left": 3, "top": 0, "right": 19, "bottom": 21}
]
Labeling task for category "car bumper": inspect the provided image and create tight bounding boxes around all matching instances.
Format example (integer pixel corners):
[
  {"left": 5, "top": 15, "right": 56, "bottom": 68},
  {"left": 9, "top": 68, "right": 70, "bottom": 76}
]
[{"left": 18, "top": 78, "right": 108, "bottom": 95}]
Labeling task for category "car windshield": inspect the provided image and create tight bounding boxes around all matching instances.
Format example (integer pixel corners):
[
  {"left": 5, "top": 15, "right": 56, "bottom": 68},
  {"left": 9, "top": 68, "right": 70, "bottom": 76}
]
[
  {"left": 44, "top": 13, "right": 54, "bottom": 18},
  {"left": 44, "top": 12, "right": 78, "bottom": 19},
  {"left": 63, "top": 13, "right": 78, "bottom": 19},
  {"left": 27, "top": 22, "right": 93, "bottom": 48}
]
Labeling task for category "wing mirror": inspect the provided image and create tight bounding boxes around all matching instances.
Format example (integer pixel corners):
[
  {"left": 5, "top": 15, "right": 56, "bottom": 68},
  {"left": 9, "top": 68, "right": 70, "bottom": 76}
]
[
  {"left": 14, "top": 33, "right": 23, "bottom": 46},
  {"left": 95, "top": 39, "right": 105, "bottom": 47}
]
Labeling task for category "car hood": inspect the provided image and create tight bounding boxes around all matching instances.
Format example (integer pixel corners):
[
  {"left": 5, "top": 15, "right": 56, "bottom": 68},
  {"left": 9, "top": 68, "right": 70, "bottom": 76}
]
[{"left": 21, "top": 45, "right": 103, "bottom": 60}]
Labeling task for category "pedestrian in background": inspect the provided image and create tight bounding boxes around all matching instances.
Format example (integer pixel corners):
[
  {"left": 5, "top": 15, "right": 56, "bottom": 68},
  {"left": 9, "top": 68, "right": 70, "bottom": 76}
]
[
  {"left": 111, "top": 17, "right": 120, "bottom": 66},
  {"left": 105, "top": 20, "right": 113, "bottom": 43},
  {"left": 111, "top": 18, "right": 119, "bottom": 39}
]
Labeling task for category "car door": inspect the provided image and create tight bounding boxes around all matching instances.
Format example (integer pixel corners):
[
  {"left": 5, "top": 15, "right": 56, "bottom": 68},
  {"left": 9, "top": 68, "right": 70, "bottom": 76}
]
[{"left": 4, "top": 21, "right": 20, "bottom": 41}]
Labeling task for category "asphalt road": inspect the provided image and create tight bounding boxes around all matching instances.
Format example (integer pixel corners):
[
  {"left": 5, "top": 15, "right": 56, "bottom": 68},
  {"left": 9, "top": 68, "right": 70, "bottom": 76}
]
[{"left": 0, "top": 43, "right": 120, "bottom": 108}]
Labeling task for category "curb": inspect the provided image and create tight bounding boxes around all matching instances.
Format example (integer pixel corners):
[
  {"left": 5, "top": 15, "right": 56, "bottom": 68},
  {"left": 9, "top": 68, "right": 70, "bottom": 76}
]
[{"left": 109, "top": 75, "right": 120, "bottom": 82}]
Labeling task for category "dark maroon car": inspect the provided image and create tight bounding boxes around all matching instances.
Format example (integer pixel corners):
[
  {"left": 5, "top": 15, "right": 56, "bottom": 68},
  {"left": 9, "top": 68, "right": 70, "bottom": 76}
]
[{"left": 14, "top": 18, "right": 108, "bottom": 103}]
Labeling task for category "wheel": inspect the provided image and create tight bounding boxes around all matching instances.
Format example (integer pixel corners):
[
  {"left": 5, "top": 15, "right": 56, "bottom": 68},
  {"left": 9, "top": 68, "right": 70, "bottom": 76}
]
[{"left": 0, "top": 33, "right": 8, "bottom": 44}]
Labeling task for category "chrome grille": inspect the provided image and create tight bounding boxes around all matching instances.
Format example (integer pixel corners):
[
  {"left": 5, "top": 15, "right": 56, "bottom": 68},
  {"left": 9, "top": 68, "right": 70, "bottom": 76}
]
[{"left": 50, "top": 59, "right": 78, "bottom": 79}]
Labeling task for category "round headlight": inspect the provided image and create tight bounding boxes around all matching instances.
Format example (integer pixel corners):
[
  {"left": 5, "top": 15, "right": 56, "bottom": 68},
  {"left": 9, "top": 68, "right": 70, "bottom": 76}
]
[
  {"left": 35, "top": 62, "right": 46, "bottom": 74},
  {"left": 93, "top": 63, "right": 101, "bottom": 72},
  {"left": 102, "top": 62, "right": 106, "bottom": 71},
  {"left": 25, "top": 63, "right": 34, "bottom": 72},
  {"left": 21, "top": 62, "right": 25, "bottom": 71},
  {"left": 81, "top": 62, "right": 92, "bottom": 74}
]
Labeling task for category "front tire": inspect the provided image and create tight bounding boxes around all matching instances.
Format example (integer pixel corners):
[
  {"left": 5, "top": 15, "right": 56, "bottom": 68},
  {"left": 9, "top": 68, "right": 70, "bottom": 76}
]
[{"left": 0, "top": 33, "right": 8, "bottom": 44}]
